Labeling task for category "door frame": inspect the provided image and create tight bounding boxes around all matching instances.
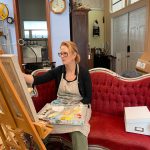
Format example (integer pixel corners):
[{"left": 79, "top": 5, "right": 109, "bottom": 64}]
[{"left": 12, "top": 0, "right": 52, "bottom": 69}]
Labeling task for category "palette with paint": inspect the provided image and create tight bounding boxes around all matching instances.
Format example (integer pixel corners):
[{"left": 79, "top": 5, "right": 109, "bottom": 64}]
[{"left": 37, "top": 103, "right": 88, "bottom": 125}]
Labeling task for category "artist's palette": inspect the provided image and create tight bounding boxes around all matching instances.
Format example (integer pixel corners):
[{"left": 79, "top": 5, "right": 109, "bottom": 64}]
[{"left": 38, "top": 103, "right": 88, "bottom": 125}]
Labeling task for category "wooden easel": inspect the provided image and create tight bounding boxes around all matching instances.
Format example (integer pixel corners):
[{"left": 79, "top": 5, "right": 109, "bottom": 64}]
[
  {"left": 0, "top": 57, "right": 52, "bottom": 149},
  {"left": 0, "top": 50, "right": 4, "bottom": 54}
]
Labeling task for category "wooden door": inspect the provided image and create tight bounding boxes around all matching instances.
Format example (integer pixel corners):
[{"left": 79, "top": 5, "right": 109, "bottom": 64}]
[
  {"left": 112, "top": 7, "right": 146, "bottom": 74},
  {"left": 113, "top": 13, "right": 128, "bottom": 74},
  {"left": 128, "top": 7, "right": 146, "bottom": 71}
]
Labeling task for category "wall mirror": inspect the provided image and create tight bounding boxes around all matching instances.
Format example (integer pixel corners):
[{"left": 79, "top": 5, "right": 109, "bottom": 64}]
[{"left": 14, "top": 0, "right": 52, "bottom": 73}]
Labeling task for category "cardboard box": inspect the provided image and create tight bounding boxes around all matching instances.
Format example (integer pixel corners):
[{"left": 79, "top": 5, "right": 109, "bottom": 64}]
[
  {"left": 124, "top": 106, "right": 150, "bottom": 135},
  {"left": 136, "top": 52, "right": 150, "bottom": 73}
]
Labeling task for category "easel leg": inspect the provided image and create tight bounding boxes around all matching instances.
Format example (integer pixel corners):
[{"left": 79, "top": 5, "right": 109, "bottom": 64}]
[
  {"left": 14, "top": 129, "right": 27, "bottom": 150},
  {"left": 0, "top": 124, "right": 29, "bottom": 150},
  {"left": 0, "top": 124, "right": 9, "bottom": 150}
]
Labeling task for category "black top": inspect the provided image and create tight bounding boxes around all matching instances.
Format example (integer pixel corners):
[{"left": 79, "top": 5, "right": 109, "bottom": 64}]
[{"left": 33, "top": 65, "right": 92, "bottom": 104}]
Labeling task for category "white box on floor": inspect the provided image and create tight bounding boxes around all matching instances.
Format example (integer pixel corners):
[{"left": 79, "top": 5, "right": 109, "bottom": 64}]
[{"left": 124, "top": 106, "right": 150, "bottom": 135}]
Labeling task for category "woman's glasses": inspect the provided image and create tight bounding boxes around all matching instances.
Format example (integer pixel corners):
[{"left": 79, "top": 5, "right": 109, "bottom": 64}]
[{"left": 58, "top": 52, "right": 68, "bottom": 57}]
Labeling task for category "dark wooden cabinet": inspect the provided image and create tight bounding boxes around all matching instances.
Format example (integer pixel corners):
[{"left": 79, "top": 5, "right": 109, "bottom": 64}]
[{"left": 71, "top": 9, "right": 90, "bottom": 69}]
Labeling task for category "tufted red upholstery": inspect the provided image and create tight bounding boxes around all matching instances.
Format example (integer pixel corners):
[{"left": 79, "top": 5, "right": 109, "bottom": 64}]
[
  {"left": 90, "top": 71, "right": 150, "bottom": 116},
  {"left": 32, "top": 68, "right": 150, "bottom": 150},
  {"left": 89, "top": 112, "right": 150, "bottom": 150},
  {"left": 32, "top": 70, "right": 57, "bottom": 112}
]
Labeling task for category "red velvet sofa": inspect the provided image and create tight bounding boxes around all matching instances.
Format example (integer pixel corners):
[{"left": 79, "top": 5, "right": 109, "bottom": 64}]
[{"left": 32, "top": 68, "right": 150, "bottom": 150}]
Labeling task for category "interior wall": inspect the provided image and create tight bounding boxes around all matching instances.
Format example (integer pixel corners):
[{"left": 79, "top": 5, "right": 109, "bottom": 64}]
[
  {"left": 0, "top": 0, "right": 17, "bottom": 54},
  {"left": 81, "top": 0, "right": 105, "bottom": 49},
  {"left": 88, "top": 10, "right": 104, "bottom": 49},
  {"left": 50, "top": 0, "right": 70, "bottom": 66}
]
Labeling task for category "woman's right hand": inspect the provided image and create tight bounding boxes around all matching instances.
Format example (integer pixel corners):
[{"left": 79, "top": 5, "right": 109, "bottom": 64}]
[{"left": 23, "top": 73, "right": 34, "bottom": 85}]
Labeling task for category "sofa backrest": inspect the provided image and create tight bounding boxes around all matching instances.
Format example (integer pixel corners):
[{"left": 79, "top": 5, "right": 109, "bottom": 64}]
[
  {"left": 90, "top": 68, "right": 150, "bottom": 116},
  {"left": 32, "top": 68, "right": 150, "bottom": 115}
]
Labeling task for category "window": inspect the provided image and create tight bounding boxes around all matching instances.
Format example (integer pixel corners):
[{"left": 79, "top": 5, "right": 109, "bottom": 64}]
[
  {"left": 130, "top": 0, "right": 139, "bottom": 4},
  {"left": 24, "top": 21, "right": 47, "bottom": 38},
  {"left": 111, "top": 0, "right": 141, "bottom": 13},
  {"left": 111, "top": 0, "right": 125, "bottom": 12}
]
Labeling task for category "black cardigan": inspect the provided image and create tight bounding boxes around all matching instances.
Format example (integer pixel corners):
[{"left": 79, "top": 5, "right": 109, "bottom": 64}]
[{"left": 33, "top": 65, "right": 92, "bottom": 104}]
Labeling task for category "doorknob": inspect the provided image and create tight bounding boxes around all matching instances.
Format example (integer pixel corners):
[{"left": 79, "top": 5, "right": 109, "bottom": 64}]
[
  {"left": 127, "top": 45, "right": 130, "bottom": 53},
  {"left": 127, "top": 45, "right": 130, "bottom": 57}
]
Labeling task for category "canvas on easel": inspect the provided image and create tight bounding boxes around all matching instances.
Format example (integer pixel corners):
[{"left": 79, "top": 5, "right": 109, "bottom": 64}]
[
  {"left": 0, "top": 54, "right": 38, "bottom": 121},
  {"left": 0, "top": 54, "right": 52, "bottom": 150}
]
